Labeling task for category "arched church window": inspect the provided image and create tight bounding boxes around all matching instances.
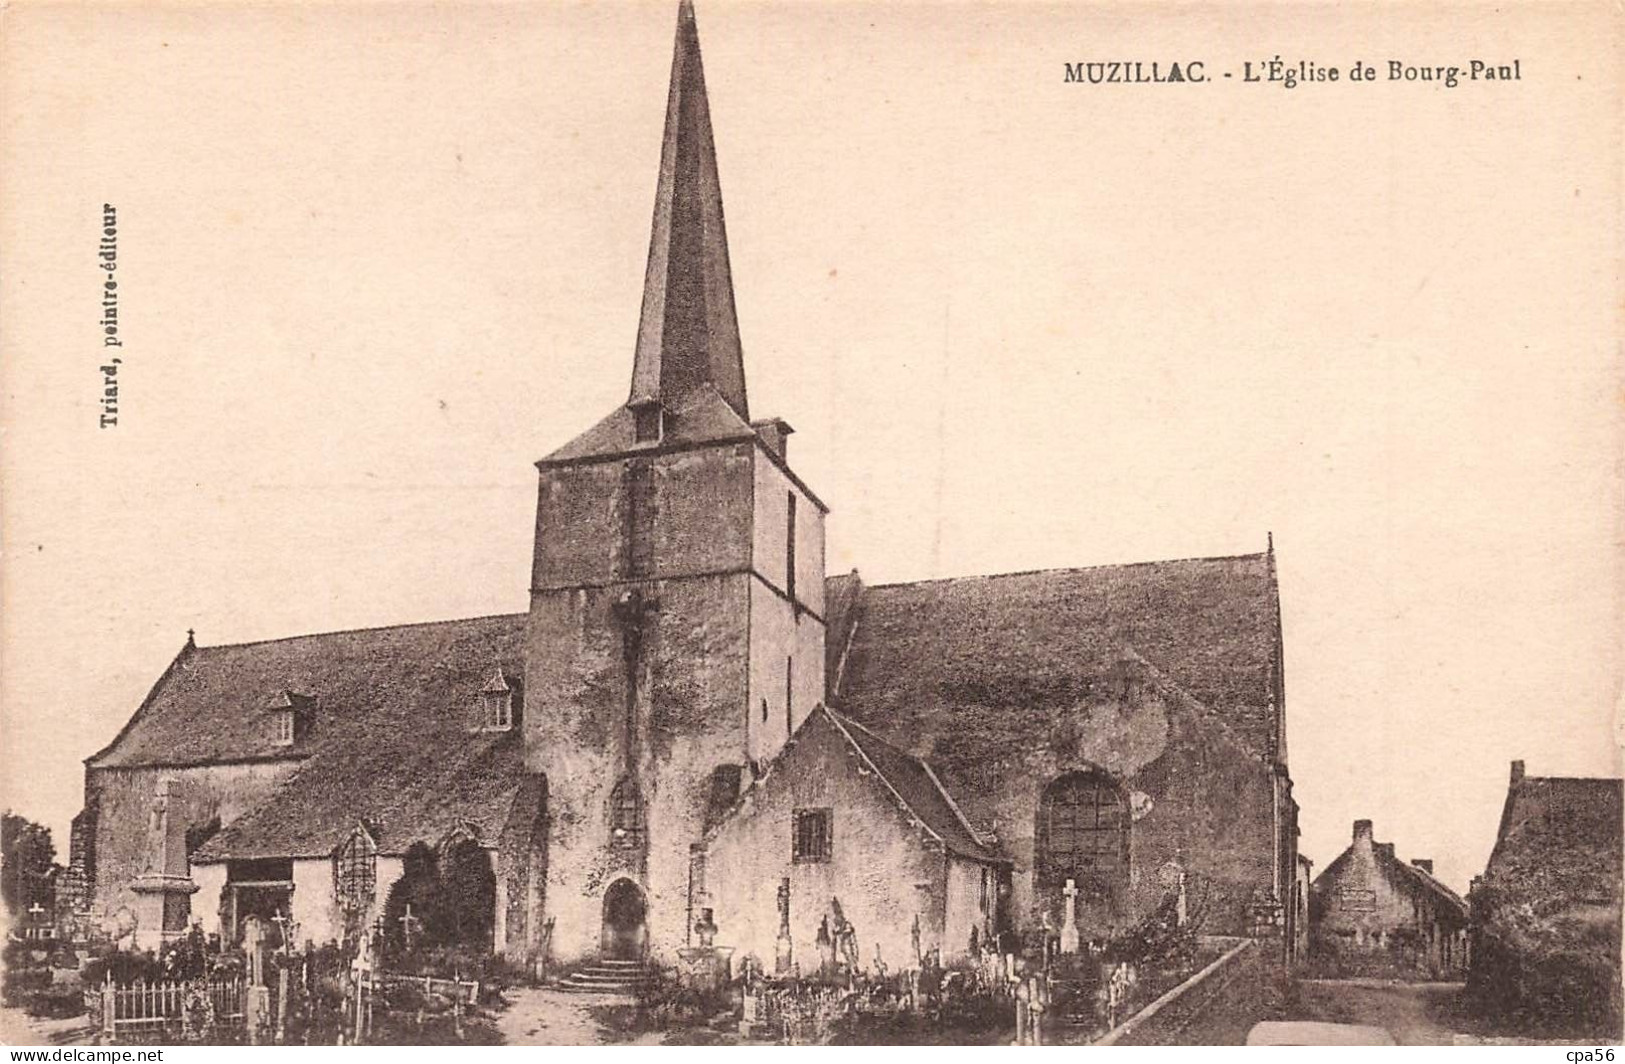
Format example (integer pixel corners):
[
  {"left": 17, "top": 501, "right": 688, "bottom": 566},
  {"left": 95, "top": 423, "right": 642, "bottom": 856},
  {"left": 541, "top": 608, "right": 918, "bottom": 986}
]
[
  {"left": 1036, "top": 771, "right": 1128, "bottom": 893},
  {"left": 610, "top": 778, "right": 644, "bottom": 850},
  {"left": 334, "top": 824, "right": 378, "bottom": 916}
]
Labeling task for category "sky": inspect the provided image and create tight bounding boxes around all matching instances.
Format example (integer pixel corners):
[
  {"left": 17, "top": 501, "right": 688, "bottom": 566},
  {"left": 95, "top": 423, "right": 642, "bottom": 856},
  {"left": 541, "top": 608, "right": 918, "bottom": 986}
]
[{"left": 1, "top": 1, "right": 1619, "bottom": 895}]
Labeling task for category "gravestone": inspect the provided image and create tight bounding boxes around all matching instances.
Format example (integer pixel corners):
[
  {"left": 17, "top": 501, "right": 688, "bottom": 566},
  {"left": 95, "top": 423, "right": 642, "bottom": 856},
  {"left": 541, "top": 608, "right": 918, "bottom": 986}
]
[
  {"left": 815, "top": 916, "right": 835, "bottom": 977},
  {"left": 774, "top": 877, "right": 793, "bottom": 975},
  {"left": 242, "top": 916, "right": 272, "bottom": 1045},
  {"left": 676, "top": 908, "right": 732, "bottom": 993}
]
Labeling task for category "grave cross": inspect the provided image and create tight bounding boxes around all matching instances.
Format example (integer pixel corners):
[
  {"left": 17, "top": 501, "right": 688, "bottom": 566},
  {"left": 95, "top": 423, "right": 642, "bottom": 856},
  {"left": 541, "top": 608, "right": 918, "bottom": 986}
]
[
  {"left": 1059, "top": 878, "right": 1080, "bottom": 955},
  {"left": 26, "top": 901, "right": 47, "bottom": 920},
  {"left": 271, "top": 910, "right": 298, "bottom": 954},
  {"left": 397, "top": 904, "right": 421, "bottom": 946}
]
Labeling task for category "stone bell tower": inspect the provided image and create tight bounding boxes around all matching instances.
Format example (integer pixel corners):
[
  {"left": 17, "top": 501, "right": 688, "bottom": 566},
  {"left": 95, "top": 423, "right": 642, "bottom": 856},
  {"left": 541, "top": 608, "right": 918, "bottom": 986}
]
[{"left": 524, "top": 0, "right": 827, "bottom": 967}]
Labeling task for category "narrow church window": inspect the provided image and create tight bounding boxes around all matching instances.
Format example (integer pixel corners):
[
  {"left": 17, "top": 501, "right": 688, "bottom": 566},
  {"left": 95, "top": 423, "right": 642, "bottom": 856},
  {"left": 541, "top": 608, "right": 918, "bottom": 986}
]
[
  {"left": 334, "top": 825, "right": 378, "bottom": 917},
  {"left": 1036, "top": 771, "right": 1128, "bottom": 892},
  {"left": 785, "top": 491, "right": 797, "bottom": 602},
  {"left": 792, "top": 808, "right": 831, "bottom": 862},
  {"left": 610, "top": 777, "right": 645, "bottom": 850}
]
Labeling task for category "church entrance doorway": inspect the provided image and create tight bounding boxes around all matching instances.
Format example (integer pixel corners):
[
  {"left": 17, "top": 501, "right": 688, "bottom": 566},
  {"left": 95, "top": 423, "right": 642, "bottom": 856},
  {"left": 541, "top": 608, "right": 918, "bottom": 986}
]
[{"left": 601, "top": 879, "right": 647, "bottom": 959}]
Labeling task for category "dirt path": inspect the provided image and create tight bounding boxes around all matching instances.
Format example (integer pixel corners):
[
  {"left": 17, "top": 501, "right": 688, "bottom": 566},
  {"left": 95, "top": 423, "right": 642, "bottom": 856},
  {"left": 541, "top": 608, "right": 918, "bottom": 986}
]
[
  {"left": 1286, "top": 979, "right": 1481, "bottom": 1045},
  {"left": 0, "top": 1006, "right": 98, "bottom": 1047},
  {"left": 494, "top": 987, "right": 617, "bottom": 1045}
]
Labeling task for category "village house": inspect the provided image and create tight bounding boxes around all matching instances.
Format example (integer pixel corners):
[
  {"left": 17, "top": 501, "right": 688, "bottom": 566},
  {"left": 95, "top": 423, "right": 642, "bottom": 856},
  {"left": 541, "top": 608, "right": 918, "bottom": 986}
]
[
  {"left": 1468, "top": 761, "right": 1622, "bottom": 1038},
  {"left": 66, "top": 0, "right": 1301, "bottom": 982},
  {"left": 1307, "top": 819, "right": 1469, "bottom": 978}
]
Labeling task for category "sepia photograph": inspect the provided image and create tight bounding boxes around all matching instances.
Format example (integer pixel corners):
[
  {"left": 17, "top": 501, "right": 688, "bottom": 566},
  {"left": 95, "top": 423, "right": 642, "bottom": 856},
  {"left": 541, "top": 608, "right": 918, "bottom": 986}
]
[{"left": 1, "top": 0, "right": 1619, "bottom": 1048}]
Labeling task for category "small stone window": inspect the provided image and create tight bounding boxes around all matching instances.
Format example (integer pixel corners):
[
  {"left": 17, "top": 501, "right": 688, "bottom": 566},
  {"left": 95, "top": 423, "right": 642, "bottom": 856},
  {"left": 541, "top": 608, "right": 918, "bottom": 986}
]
[
  {"left": 610, "top": 777, "right": 645, "bottom": 850},
  {"left": 793, "top": 808, "right": 832, "bottom": 863}
]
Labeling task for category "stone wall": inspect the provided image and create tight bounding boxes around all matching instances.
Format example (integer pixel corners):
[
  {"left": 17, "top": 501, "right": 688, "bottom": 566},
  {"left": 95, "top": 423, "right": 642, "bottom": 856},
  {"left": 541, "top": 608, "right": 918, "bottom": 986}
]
[
  {"left": 1309, "top": 821, "right": 1467, "bottom": 978},
  {"left": 527, "top": 574, "right": 751, "bottom": 966},
  {"left": 85, "top": 759, "right": 301, "bottom": 921},
  {"left": 700, "top": 710, "right": 991, "bottom": 970},
  {"left": 1097, "top": 938, "right": 1273, "bottom": 1046},
  {"left": 526, "top": 432, "right": 832, "bottom": 969},
  {"left": 979, "top": 666, "right": 1278, "bottom": 941}
]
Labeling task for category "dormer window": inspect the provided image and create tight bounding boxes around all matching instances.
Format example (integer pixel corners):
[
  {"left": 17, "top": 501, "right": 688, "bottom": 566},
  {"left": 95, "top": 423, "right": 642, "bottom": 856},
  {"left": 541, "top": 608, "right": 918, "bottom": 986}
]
[
  {"left": 267, "top": 690, "right": 313, "bottom": 746},
  {"left": 480, "top": 669, "right": 518, "bottom": 731}
]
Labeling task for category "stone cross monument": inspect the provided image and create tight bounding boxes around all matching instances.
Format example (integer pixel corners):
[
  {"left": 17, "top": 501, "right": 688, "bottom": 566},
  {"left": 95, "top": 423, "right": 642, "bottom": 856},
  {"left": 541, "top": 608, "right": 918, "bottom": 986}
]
[{"left": 129, "top": 777, "right": 199, "bottom": 950}]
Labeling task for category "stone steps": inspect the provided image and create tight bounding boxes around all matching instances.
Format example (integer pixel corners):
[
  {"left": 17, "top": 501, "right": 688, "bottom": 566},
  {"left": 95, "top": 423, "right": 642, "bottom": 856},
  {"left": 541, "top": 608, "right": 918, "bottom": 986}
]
[{"left": 557, "top": 960, "right": 657, "bottom": 994}]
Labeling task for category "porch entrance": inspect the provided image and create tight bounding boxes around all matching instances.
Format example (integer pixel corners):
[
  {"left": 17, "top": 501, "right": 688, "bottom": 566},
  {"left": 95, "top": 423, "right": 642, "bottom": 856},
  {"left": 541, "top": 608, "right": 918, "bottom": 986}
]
[{"left": 601, "top": 879, "right": 647, "bottom": 959}]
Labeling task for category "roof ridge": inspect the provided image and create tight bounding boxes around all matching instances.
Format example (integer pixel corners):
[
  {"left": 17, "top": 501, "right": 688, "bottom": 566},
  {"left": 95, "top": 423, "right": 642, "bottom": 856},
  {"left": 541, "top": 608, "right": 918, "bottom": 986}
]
[
  {"left": 825, "top": 708, "right": 1000, "bottom": 862},
  {"left": 194, "top": 611, "right": 527, "bottom": 652},
  {"left": 823, "top": 708, "right": 950, "bottom": 852},
  {"left": 84, "top": 638, "right": 197, "bottom": 766},
  {"left": 863, "top": 551, "right": 1271, "bottom": 591}
]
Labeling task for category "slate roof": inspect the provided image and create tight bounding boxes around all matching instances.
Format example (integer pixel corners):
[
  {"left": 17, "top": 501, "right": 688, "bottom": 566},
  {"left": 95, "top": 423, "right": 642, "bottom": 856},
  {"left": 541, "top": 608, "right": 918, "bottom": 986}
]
[
  {"left": 824, "top": 708, "right": 1000, "bottom": 863},
  {"left": 87, "top": 614, "right": 536, "bottom": 861},
  {"left": 822, "top": 570, "right": 865, "bottom": 690},
  {"left": 1484, "top": 775, "right": 1623, "bottom": 915},
  {"left": 828, "top": 552, "right": 1284, "bottom": 811}
]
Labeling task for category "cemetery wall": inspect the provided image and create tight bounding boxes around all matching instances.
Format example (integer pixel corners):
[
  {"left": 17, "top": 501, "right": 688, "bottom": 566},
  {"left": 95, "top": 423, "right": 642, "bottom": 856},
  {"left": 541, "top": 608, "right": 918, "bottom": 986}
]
[{"left": 1098, "top": 937, "right": 1271, "bottom": 1045}]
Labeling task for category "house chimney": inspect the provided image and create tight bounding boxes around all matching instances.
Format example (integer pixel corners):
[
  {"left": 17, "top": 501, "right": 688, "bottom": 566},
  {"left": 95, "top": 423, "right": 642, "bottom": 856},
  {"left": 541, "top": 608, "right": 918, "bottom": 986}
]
[
  {"left": 1353, "top": 818, "right": 1374, "bottom": 843},
  {"left": 1377, "top": 842, "right": 1395, "bottom": 860},
  {"left": 1411, "top": 859, "right": 1434, "bottom": 874},
  {"left": 1510, "top": 759, "right": 1525, "bottom": 786},
  {"left": 752, "top": 418, "right": 794, "bottom": 461}
]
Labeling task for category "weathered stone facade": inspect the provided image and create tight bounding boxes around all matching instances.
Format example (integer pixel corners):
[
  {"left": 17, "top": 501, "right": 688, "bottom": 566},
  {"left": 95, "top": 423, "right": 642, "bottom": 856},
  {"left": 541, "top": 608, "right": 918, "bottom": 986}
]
[
  {"left": 698, "top": 707, "right": 1002, "bottom": 970},
  {"left": 80, "top": 758, "right": 299, "bottom": 926},
  {"left": 525, "top": 435, "right": 828, "bottom": 965},
  {"left": 1309, "top": 819, "right": 1469, "bottom": 978}
]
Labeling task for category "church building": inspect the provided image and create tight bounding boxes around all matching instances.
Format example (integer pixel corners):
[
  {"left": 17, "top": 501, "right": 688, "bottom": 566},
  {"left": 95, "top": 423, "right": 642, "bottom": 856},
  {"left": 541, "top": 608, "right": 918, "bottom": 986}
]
[{"left": 68, "top": 1, "right": 1301, "bottom": 978}]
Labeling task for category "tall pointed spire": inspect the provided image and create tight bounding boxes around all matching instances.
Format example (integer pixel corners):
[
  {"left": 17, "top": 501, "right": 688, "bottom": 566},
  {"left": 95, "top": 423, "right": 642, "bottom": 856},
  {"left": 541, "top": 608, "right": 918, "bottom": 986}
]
[{"left": 629, "top": 0, "right": 749, "bottom": 422}]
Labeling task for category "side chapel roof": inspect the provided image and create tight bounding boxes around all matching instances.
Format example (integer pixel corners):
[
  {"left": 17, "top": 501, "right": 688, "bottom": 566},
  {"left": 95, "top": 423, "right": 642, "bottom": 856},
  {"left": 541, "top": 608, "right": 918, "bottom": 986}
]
[{"left": 88, "top": 614, "right": 537, "bottom": 862}]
